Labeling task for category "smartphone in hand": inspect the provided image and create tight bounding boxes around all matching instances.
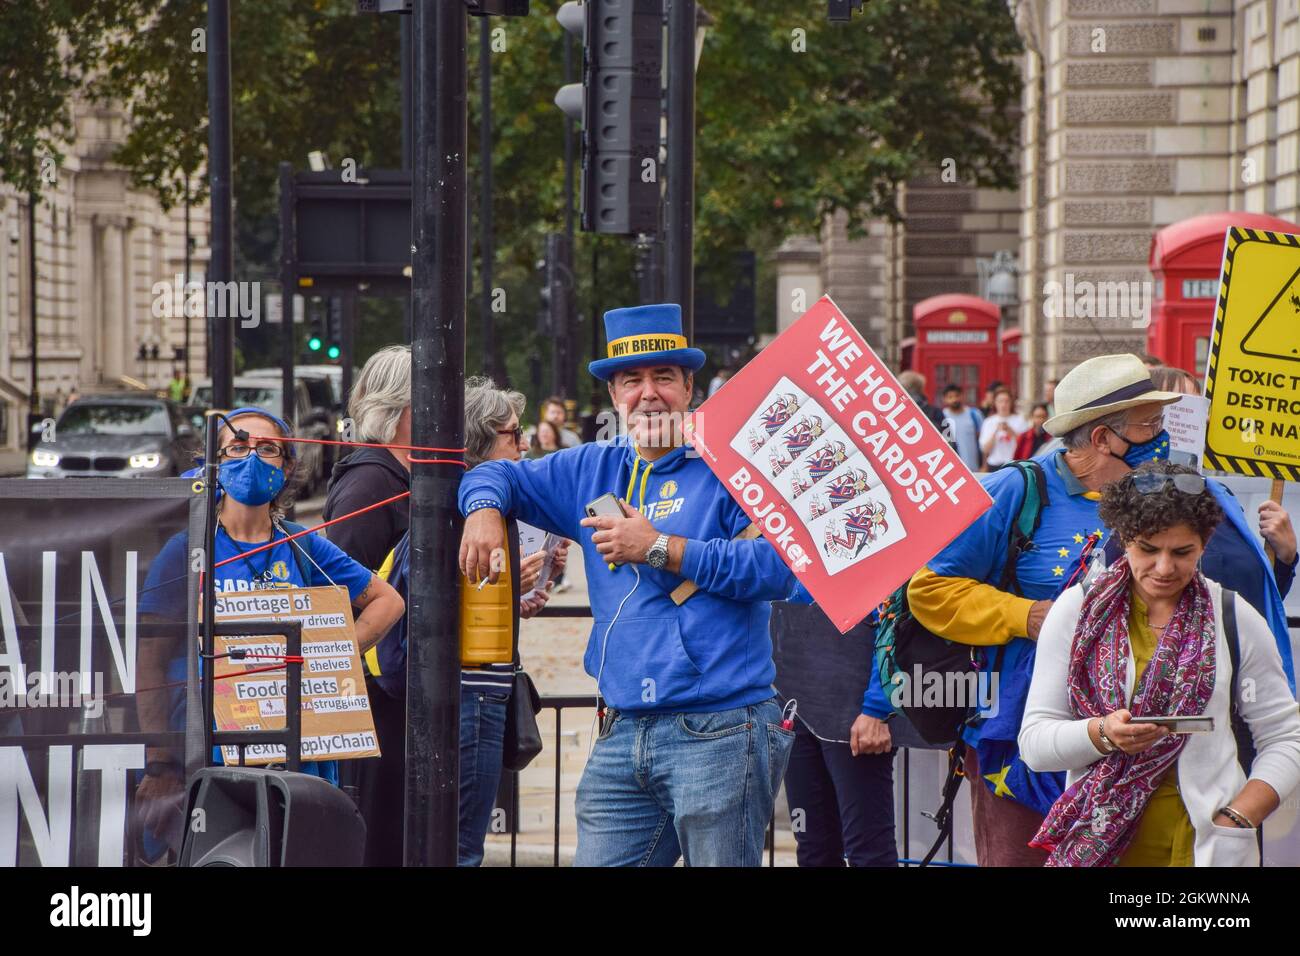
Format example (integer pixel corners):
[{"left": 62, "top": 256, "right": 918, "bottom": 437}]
[
  {"left": 585, "top": 493, "right": 629, "bottom": 569},
  {"left": 585, "top": 492, "right": 627, "bottom": 520},
  {"left": 1139, "top": 716, "right": 1214, "bottom": 734}
]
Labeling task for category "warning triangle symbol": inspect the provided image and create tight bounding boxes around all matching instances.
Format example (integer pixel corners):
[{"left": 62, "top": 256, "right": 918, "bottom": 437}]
[{"left": 1242, "top": 263, "right": 1300, "bottom": 363}]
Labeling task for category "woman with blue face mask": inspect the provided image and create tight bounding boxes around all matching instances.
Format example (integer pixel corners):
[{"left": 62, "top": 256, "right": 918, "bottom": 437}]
[
  {"left": 134, "top": 408, "right": 404, "bottom": 859},
  {"left": 206, "top": 409, "right": 405, "bottom": 656}
]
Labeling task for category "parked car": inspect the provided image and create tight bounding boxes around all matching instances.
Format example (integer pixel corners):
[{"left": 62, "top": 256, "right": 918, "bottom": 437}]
[
  {"left": 27, "top": 396, "right": 200, "bottom": 478},
  {"left": 243, "top": 368, "right": 342, "bottom": 476},
  {"left": 279, "top": 365, "right": 349, "bottom": 410},
  {"left": 187, "top": 376, "right": 329, "bottom": 495}
]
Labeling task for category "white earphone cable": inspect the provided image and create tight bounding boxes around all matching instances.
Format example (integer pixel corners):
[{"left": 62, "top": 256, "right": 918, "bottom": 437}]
[{"left": 588, "top": 565, "right": 641, "bottom": 759}]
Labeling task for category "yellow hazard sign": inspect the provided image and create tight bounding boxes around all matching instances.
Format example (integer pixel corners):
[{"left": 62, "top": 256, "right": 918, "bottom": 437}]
[{"left": 1203, "top": 227, "right": 1300, "bottom": 480}]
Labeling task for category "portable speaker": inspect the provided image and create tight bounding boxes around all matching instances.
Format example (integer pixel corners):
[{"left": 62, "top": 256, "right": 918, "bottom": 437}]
[{"left": 179, "top": 768, "right": 366, "bottom": 867}]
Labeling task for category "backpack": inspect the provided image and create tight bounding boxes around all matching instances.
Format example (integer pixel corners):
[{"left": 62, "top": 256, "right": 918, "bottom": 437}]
[
  {"left": 873, "top": 460, "right": 1047, "bottom": 866},
  {"left": 873, "top": 459, "right": 1049, "bottom": 746}
]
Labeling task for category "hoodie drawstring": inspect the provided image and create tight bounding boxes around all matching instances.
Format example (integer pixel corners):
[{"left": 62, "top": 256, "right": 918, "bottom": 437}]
[{"left": 624, "top": 453, "right": 654, "bottom": 515}]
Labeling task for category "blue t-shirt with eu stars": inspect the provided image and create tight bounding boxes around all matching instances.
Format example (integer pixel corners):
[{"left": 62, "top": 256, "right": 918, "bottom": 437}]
[
  {"left": 924, "top": 449, "right": 1103, "bottom": 814},
  {"left": 139, "top": 524, "right": 374, "bottom": 786}
]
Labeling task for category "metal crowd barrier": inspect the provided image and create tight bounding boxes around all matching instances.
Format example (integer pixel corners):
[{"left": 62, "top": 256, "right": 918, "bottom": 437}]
[{"left": 501, "top": 693, "right": 961, "bottom": 868}]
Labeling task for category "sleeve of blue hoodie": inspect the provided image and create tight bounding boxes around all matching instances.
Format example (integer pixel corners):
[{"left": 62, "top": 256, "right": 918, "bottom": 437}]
[
  {"left": 861, "top": 665, "right": 893, "bottom": 719},
  {"left": 458, "top": 444, "right": 592, "bottom": 540},
  {"left": 460, "top": 444, "right": 797, "bottom": 603},
  {"left": 676, "top": 528, "right": 797, "bottom": 603}
]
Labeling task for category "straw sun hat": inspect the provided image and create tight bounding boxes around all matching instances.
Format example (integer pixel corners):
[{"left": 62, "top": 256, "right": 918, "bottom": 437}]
[{"left": 1043, "top": 354, "right": 1182, "bottom": 437}]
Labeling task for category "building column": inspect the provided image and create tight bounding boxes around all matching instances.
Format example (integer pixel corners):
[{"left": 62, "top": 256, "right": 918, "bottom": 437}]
[
  {"left": 75, "top": 212, "right": 94, "bottom": 387},
  {"left": 101, "top": 215, "right": 126, "bottom": 384},
  {"left": 772, "top": 236, "right": 822, "bottom": 334},
  {"left": 0, "top": 199, "right": 10, "bottom": 380}
]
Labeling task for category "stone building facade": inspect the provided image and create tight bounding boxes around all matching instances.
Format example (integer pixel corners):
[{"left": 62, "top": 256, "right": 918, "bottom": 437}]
[
  {"left": 776, "top": 0, "right": 1300, "bottom": 405},
  {"left": 0, "top": 97, "right": 208, "bottom": 459}
]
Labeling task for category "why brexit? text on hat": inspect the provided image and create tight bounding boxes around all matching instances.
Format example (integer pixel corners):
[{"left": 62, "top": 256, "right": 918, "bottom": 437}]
[{"left": 588, "top": 303, "right": 707, "bottom": 381}]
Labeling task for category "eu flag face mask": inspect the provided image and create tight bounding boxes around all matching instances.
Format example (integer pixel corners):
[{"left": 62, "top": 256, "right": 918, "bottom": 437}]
[
  {"left": 218, "top": 454, "right": 286, "bottom": 506},
  {"left": 1118, "top": 428, "right": 1171, "bottom": 469}
]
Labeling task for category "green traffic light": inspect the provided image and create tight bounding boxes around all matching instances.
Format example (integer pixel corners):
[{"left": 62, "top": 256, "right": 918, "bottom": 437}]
[
  {"left": 308, "top": 336, "right": 323, "bottom": 351},
  {"left": 327, "top": 345, "right": 341, "bottom": 360}
]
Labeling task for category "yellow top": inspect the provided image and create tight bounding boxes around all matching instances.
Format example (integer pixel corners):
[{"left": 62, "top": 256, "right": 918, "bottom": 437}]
[
  {"left": 907, "top": 565, "right": 1034, "bottom": 646},
  {"left": 362, "top": 546, "right": 398, "bottom": 676},
  {"left": 1117, "top": 587, "right": 1195, "bottom": 868}
]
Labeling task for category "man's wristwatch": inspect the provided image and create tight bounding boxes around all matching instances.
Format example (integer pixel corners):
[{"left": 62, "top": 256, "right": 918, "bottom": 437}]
[{"left": 645, "top": 533, "right": 670, "bottom": 570}]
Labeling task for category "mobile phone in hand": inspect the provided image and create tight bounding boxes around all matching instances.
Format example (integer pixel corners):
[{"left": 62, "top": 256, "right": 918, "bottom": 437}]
[
  {"left": 585, "top": 493, "right": 626, "bottom": 520},
  {"left": 1139, "top": 716, "right": 1214, "bottom": 734},
  {"left": 585, "top": 493, "right": 628, "bottom": 569}
]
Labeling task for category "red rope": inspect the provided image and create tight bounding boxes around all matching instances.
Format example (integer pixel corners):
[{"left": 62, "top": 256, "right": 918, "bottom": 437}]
[
  {"left": 212, "top": 489, "right": 412, "bottom": 567},
  {"left": 227, "top": 653, "right": 305, "bottom": 664},
  {"left": 252, "top": 433, "right": 467, "bottom": 454}
]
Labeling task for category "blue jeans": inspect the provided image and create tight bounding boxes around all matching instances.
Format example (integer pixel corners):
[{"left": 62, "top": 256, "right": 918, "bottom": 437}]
[
  {"left": 459, "top": 685, "right": 509, "bottom": 866},
  {"left": 574, "top": 696, "right": 795, "bottom": 867}
]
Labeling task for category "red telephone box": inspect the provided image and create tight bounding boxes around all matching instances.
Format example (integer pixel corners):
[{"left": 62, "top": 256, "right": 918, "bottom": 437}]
[
  {"left": 1148, "top": 211, "right": 1300, "bottom": 379},
  {"left": 1000, "top": 327, "right": 1022, "bottom": 397},
  {"left": 898, "top": 336, "right": 916, "bottom": 373},
  {"left": 912, "top": 294, "right": 1001, "bottom": 407}
]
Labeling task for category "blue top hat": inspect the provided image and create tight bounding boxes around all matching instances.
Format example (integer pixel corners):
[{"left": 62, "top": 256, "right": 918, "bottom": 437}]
[{"left": 588, "top": 303, "right": 707, "bottom": 381}]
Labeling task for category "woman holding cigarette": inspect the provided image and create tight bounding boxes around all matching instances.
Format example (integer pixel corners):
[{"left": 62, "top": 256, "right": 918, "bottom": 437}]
[
  {"left": 1019, "top": 461, "right": 1300, "bottom": 866},
  {"left": 372, "top": 378, "right": 568, "bottom": 865}
]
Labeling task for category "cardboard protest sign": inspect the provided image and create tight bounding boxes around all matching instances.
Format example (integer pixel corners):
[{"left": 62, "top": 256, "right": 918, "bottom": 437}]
[
  {"left": 212, "top": 585, "right": 379, "bottom": 764},
  {"left": 689, "top": 296, "right": 993, "bottom": 632},
  {"left": 1203, "top": 227, "right": 1300, "bottom": 480},
  {"left": 1165, "top": 394, "right": 1210, "bottom": 469}
]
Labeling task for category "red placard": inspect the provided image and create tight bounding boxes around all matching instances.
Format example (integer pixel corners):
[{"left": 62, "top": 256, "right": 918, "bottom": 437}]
[{"left": 688, "top": 296, "right": 992, "bottom": 633}]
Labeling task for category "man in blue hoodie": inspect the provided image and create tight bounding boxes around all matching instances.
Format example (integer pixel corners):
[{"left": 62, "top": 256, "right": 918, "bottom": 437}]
[{"left": 459, "top": 303, "right": 799, "bottom": 866}]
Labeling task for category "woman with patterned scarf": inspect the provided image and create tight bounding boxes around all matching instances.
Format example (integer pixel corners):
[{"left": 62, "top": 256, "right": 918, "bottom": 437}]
[{"left": 1019, "top": 461, "right": 1300, "bottom": 867}]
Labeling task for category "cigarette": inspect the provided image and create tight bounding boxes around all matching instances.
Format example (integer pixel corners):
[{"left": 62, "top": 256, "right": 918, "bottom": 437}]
[{"left": 476, "top": 577, "right": 489, "bottom": 590}]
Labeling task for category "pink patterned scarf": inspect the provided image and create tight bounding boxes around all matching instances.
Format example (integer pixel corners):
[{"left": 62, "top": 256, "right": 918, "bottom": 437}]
[{"left": 1030, "top": 558, "right": 1217, "bottom": 867}]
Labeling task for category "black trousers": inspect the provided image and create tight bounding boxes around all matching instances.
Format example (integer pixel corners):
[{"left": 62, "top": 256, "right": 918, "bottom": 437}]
[
  {"left": 338, "top": 675, "right": 407, "bottom": 867},
  {"left": 783, "top": 720, "right": 898, "bottom": 867}
]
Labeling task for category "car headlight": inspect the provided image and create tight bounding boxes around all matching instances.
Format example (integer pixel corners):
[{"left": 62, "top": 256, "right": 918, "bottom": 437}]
[
  {"left": 129, "top": 453, "right": 161, "bottom": 469},
  {"left": 31, "top": 450, "right": 59, "bottom": 467}
]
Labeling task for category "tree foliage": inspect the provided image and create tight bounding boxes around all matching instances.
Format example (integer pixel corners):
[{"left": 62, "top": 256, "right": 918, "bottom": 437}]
[
  {"left": 0, "top": 0, "right": 1023, "bottom": 406},
  {"left": 0, "top": 0, "right": 139, "bottom": 194}
]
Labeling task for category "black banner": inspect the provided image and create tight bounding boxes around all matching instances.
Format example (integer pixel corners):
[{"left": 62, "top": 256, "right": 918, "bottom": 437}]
[{"left": 0, "top": 478, "right": 203, "bottom": 866}]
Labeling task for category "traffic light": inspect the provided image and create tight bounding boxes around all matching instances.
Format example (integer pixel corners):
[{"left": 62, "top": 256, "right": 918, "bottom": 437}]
[
  {"left": 325, "top": 297, "right": 343, "bottom": 363},
  {"left": 538, "top": 233, "right": 574, "bottom": 396},
  {"left": 307, "top": 301, "right": 325, "bottom": 353},
  {"left": 554, "top": 0, "right": 662, "bottom": 235}
]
